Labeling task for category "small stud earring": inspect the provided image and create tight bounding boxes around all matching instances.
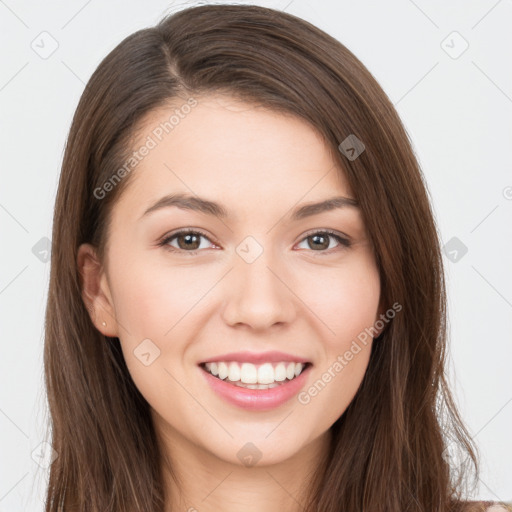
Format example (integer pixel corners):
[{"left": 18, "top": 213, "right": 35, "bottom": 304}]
[{"left": 102, "top": 321, "right": 107, "bottom": 327}]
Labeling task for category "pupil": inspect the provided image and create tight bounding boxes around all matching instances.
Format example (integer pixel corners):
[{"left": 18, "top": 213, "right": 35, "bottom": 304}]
[
  {"left": 179, "top": 234, "right": 199, "bottom": 250},
  {"left": 310, "top": 234, "right": 328, "bottom": 250}
]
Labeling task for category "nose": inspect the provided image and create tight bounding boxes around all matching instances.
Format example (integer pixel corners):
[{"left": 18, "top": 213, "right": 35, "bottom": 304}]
[{"left": 221, "top": 245, "right": 297, "bottom": 331}]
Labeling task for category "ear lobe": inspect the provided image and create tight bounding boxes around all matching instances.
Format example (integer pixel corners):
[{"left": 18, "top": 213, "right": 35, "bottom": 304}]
[{"left": 77, "top": 243, "right": 118, "bottom": 337}]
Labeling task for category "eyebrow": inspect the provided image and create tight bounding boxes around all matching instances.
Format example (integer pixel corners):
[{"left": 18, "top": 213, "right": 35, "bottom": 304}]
[{"left": 140, "top": 193, "right": 359, "bottom": 221}]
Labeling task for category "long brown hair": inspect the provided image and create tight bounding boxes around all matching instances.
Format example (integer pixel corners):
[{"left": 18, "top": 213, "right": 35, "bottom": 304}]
[{"left": 44, "top": 4, "right": 480, "bottom": 511}]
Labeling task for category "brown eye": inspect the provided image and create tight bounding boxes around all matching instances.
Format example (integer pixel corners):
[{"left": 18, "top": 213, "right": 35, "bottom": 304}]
[
  {"left": 158, "top": 229, "right": 351, "bottom": 256},
  {"left": 296, "top": 230, "right": 351, "bottom": 254},
  {"left": 175, "top": 232, "right": 202, "bottom": 250},
  {"left": 159, "top": 230, "right": 214, "bottom": 255},
  {"left": 307, "top": 233, "right": 330, "bottom": 250}
]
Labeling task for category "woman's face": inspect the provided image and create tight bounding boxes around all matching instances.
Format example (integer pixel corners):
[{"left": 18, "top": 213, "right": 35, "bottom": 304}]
[{"left": 79, "top": 94, "right": 383, "bottom": 467}]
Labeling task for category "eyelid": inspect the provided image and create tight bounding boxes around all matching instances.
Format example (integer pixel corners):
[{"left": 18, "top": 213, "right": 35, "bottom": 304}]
[{"left": 300, "top": 228, "right": 350, "bottom": 242}]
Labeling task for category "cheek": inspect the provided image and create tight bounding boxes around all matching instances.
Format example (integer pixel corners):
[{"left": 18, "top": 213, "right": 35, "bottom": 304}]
[
  {"left": 110, "top": 253, "right": 214, "bottom": 337},
  {"left": 296, "top": 254, "right": 379, "bottom": 424},
  {"left": 305, "top": 345, "right": 372, "bottom": 430},
  {"left": 297, "top": 253, "right": 380, "bottom": 347},
  {"left": 108, "top": 255, "right": 217, "bottom": 398}
]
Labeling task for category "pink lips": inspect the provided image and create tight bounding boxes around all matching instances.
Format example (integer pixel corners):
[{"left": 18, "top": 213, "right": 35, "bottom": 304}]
[{"left": 199, "top": 361, "right": 312, "bottom": 411}]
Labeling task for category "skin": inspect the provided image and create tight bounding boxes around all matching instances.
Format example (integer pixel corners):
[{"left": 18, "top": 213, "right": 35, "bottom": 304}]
[{"left": 78, "top": 94, "right": 384, "bottom": 512}]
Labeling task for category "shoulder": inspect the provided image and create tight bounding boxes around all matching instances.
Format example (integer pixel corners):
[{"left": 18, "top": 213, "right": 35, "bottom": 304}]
[
  {"left": 459, "top": 501, "right": 512, "bottom": 512},
  {"left": 486, "top": 504, "right": 512, "bottom": 512}
]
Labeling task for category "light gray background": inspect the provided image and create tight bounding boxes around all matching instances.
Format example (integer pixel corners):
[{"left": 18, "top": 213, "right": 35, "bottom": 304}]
[{"left": 1, "top": 0, "right": 511, "bottom": 509}]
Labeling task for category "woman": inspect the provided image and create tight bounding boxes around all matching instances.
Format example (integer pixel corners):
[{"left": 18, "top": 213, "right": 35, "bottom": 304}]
[{"left": 43, "top": 4, "right": 510, "bottom": 511}]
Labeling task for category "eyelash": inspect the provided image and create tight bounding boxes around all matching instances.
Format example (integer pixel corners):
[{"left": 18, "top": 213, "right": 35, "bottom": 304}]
[{"left": 157, "top": 228, "right": 352, "bottom": 256}]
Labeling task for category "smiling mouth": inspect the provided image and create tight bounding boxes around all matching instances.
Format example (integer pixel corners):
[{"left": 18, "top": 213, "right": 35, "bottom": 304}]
[{"left": 199, "top": 361, "right": 312, "bottom": 389}]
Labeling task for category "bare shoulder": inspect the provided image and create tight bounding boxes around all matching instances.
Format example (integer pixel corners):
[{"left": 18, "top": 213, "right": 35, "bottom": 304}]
[
  {"left": 482, "top": 501, "right": 512, "bottom": 512},
  {"left": 486, "top": 505, "right": 512, "bottom": 512},
  {"left": 458, "top": 501, "right": 512, "bottom": 512}
]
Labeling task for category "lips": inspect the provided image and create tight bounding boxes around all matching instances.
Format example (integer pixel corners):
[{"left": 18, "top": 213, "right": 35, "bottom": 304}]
[
  {"left": 200, "top": 362, "right": 312, "bottom": 410},
  {"left": 197, "top": 351, "right": 313, "bottom": 410}
]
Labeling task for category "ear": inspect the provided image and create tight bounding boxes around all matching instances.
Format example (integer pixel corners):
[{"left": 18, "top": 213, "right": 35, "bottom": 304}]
[{"left": 77, "top": 243, "right": 119, "bottom": 337}]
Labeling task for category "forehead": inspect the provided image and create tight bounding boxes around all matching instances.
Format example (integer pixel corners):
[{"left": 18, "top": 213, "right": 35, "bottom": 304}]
[{"left": 116, "top": 94, "right": 355, "bottom": 219}]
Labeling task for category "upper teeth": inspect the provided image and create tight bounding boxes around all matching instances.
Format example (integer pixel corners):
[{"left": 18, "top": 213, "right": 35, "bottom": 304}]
[{"left": 204, "top": 361, "right": 306, "bottom": 384}]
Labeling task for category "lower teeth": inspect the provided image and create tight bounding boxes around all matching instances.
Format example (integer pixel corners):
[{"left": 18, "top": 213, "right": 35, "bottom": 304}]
[
  {"left": 218, "top": 377, "right": 291, "bottom": 389},
  {"left": 233, "top": 381, "right": 281, "bottom": 389}
]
